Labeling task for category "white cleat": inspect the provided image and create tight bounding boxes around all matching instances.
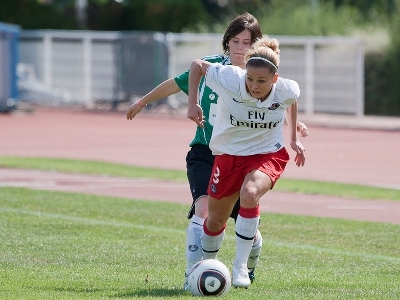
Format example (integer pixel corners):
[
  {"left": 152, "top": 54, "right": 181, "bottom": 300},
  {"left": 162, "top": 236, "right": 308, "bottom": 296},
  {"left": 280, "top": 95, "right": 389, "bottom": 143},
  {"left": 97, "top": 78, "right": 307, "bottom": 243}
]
[{"left": 232, "top": 260, "right": 251, "bottom": 288}]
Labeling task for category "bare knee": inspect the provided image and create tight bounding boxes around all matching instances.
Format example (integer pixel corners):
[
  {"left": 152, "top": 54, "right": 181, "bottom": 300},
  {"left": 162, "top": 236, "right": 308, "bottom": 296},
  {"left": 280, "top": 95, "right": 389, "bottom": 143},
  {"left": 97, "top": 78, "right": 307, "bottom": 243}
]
[
  {"left": 206, "top": 214, "right": 226, "bottom": 233},
  {"left": 240, "top": 186, "right": 259, "bottom": 208},
  {"left": 240, "top": 171, "right": 272, "bottom": 208},
  {"left": 206, "top": 194, "right": 237, "bottom": 232}
]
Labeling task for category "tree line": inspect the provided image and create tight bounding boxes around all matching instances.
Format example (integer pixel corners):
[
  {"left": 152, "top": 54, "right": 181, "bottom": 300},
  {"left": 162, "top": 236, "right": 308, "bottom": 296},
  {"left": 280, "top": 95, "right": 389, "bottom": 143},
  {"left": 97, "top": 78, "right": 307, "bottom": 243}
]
[
  {"left": 1, "top": 0, "right": 400, "bottom": 116},
  {"left": 0, "top": 0, "right": 397, "bottom": 32}
]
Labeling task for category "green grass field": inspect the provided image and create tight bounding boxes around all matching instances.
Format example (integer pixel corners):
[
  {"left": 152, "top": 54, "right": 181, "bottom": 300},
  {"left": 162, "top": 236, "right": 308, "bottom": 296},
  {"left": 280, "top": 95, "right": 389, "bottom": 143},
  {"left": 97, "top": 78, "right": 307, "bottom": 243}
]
[
  {"left": 0, "top": 156, "right": 399, "bottom": 299},
  {"left": 0, "top": 187, "right": 399, "bottom": 299},
  {"left": 1, "top": 156, "right": 399, "bottom": 201}
]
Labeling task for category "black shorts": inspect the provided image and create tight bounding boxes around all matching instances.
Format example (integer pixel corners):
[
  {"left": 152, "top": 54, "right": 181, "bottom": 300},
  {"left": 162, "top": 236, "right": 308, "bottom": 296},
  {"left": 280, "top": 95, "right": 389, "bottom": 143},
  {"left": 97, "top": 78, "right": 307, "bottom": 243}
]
[{"left": 186, "top": 144, "right": 240, "bottom": 221}]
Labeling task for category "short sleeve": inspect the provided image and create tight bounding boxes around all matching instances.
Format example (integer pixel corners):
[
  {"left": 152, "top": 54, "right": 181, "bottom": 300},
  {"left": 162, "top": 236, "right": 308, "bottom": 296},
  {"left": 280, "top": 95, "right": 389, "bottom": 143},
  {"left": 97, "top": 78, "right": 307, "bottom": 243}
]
[
  {"left": 174, "top": 55, "right": 225, "bottom": 95},
  {"left": 288, "top": 79, "right": 300, "bottom": 99},
  {"left": 205, "top": 64, "right": 242, "bottom": 96},
  {"left": 174, "top": 71, "right": 189, "bottom": 95}
]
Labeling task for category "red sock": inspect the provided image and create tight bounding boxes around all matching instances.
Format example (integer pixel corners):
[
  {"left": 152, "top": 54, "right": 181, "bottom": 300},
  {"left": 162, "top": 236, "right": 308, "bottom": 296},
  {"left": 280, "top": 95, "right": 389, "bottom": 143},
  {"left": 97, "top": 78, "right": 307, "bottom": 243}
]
[
  {"left": 203, "top": 218, "right": 226, "bottom": 236},
  {"left": 238, "top": 205, "right": 260, "bottom": 219}
]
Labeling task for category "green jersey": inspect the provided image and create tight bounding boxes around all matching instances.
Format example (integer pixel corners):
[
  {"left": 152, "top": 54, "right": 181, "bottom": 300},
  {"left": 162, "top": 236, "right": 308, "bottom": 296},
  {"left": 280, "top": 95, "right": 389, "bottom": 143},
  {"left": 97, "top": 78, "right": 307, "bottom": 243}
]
[{"left": 174, "top": 54, "right": 231, "bottom": 147}]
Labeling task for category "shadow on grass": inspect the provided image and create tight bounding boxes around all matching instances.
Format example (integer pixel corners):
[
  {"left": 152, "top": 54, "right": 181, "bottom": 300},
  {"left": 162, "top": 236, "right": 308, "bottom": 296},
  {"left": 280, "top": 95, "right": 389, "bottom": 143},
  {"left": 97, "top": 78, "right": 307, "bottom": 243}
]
[
  {"left": 53, "top": 287, "right": 187, "bottom": 298},
  {"left": 114, "top": 287, "right": 187, "bottom": 298}
]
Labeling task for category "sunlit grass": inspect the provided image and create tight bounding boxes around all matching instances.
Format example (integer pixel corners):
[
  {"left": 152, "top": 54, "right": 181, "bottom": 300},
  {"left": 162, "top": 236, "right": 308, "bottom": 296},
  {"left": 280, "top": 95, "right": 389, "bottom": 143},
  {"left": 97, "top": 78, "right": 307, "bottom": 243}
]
[{"left": 0, "top": 187, "right": 399, "bottom": 299}]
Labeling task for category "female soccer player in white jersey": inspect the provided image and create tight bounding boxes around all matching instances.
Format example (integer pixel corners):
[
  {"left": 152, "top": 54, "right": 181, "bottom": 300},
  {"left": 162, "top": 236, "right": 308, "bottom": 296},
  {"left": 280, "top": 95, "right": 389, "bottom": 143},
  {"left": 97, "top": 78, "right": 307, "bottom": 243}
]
[
  {"left": 127, "top": 13, "right": 308, "bottom": 290},
  {"left": 187, "top": 36, "right": 306, "bottom": 288}
]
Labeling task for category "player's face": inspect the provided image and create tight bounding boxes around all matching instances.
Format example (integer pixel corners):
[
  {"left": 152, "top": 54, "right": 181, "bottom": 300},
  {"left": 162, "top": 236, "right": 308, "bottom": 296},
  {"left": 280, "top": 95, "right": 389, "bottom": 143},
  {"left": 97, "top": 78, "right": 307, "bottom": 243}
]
[
  {"left": 245, "top": 66, "right": 278, "bottom": 101},
  {"left": 228, "top": 29, "right": 252, "bottom": 68}
]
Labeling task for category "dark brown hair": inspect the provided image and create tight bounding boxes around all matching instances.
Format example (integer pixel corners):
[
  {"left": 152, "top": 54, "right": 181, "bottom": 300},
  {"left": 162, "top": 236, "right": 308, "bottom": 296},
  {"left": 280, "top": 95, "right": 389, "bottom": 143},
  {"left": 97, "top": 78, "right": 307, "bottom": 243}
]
[{"left": 222, "top": 12, "right": 263, "bottom": 55}]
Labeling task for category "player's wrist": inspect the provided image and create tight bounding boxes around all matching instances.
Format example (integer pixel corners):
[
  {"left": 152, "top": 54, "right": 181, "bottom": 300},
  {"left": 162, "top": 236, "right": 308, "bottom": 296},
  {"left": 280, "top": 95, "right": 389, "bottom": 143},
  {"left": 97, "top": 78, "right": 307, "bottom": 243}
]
[{"left": 136, "top": 100, "right": 147, "bottom": 108}]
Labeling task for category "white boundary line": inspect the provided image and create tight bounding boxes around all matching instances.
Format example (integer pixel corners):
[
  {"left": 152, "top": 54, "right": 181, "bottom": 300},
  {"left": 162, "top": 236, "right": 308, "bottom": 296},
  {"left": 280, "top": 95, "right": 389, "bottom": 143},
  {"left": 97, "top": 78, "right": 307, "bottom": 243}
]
[{"left": 1, "top": 207, "right": 399, "bottom": 263}]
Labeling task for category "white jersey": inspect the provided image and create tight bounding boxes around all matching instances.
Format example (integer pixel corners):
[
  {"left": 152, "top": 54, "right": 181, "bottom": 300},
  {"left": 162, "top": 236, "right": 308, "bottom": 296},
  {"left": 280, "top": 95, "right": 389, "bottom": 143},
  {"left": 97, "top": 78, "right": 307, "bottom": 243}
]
[{"left": 205, "top": 63, "right": 300, "bottom": 156}]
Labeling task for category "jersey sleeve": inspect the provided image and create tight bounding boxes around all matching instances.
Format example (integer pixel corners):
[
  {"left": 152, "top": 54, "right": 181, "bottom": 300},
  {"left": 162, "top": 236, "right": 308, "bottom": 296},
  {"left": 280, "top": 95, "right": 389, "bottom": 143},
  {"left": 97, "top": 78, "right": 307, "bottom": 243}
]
[
  {"left": 204, "top": 64, "right": 241, "bottom": 96},
  {"left": 174, "top": 71, "right": 189, "bottom": 95},
  {"left": 277, "top": 78, "right": 301, "bottom": 109},
  {"left": 174, "top": 55, "right": 225, "bottom": 96},
  {"left": 288, "top": 79, "right": 300, "bottom": 100}
]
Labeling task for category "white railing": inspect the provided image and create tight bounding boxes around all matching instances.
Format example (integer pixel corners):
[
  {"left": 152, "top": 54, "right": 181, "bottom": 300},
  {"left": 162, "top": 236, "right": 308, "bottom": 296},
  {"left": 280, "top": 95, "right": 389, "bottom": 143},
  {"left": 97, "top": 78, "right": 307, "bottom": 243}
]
[
  {"left": 19, "top": 30, "right": 119, "bottom": 108},
  {"left": 167, "top": 33, "right": 365, "bottom": 117},
  {"left": 19, "top": 30, "right": 364, "bottom": 116}
]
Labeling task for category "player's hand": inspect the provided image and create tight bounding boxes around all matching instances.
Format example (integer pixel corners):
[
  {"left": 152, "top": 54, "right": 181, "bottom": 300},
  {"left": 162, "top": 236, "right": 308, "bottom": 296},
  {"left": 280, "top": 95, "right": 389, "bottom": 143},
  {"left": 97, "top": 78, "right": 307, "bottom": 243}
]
[
  {"left": 126, "top": 101, "right": 144, "bottom": 120},
  {"left": 297, "top": 121, "right": 309, "bottom": 138},
  {"left": 187, "top": 103, "right": 205, "bottom": 128},
  {"left": 290, "top": 140, "right": 306, "bottom": 167}
]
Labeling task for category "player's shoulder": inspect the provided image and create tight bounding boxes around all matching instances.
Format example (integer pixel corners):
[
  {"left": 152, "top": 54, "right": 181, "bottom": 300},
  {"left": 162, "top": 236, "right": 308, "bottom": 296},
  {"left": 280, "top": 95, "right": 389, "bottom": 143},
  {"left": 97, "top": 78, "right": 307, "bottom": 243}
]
[
  {"left": 276, "top": 77, "right": 300, "bottom": 98},
  {"left": 209, "top": 63, "right": 244, "bottom": 81},
  {"left": 201, "top": 54, "right": 229, "bottom": 64}
]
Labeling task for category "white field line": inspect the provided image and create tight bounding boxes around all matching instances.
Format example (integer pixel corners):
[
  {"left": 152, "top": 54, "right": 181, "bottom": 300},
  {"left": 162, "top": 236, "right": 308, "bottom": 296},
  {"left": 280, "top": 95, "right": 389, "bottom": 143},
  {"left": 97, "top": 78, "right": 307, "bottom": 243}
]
[{"left": 1, "top": 207, "right": 399, "bottom": 263}]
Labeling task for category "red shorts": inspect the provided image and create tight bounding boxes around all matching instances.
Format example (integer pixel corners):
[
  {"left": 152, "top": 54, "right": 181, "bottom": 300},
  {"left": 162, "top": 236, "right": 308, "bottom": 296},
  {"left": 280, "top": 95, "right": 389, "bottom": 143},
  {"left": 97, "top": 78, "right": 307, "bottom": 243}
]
[{"left": 207, "top": 148, "right": 289, "bottom": 200}]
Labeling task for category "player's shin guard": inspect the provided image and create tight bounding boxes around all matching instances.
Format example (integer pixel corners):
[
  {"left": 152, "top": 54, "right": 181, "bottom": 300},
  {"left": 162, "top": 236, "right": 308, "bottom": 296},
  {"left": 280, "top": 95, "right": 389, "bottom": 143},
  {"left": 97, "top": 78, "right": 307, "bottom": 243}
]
[
  {"left": 201, "top": 219, "right": 225, "bottom": 260},
  {"left": 235, "top": 206, "right": 260, "bottom": 263},
  {"left": 248, "top": 229, "right": 262, "bottom": 270},
  {"left": 185, "top": 215, "right": 204, "bottom": 275}
]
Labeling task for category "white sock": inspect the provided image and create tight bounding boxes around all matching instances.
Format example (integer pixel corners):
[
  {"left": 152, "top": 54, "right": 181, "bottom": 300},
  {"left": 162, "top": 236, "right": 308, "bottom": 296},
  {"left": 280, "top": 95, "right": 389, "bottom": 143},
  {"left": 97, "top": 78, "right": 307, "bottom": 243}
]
[
  {"left": 185, "top": 215, "right": 204, "bottom": 274},
  {"left": 248, "top": 229, "right": 262, "bottom": 270},
  {"left": 235, "top": 214, "right": 260, "bottom": 263},
  {"left": 200, "top": 226, "right": 225, "bottom": 260}
]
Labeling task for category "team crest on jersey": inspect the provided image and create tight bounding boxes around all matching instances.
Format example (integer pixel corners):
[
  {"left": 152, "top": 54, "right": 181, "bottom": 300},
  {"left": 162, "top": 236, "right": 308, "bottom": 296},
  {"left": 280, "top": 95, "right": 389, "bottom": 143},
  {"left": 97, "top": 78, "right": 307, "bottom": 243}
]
[
  {"left": 210, "top": 184, "right": 217, "bottom": 193},
  {"left": 268, "top": 102, "right": 280, "bottom": 110}
]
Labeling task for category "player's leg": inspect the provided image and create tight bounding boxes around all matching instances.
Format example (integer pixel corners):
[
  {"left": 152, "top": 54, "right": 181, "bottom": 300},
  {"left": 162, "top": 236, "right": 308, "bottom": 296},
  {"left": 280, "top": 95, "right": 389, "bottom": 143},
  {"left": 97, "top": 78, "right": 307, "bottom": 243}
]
[
  {"left": 201, "top": 193, "right": 238, "bottom": 259},
  {"left": 185, "top": 196, "right": 207, "bottom": 273},
  {"left": 230, "top": 200, "right": 262, "bottom": 283},
  {"left": 233, "top": 170, "right": 271, "bottom": 288},
  {"left": 184, "top": 145, "right": 214, "bottom": 290},
  {"left": 248, "top": 228, "right": 262, "bottom": 282}
]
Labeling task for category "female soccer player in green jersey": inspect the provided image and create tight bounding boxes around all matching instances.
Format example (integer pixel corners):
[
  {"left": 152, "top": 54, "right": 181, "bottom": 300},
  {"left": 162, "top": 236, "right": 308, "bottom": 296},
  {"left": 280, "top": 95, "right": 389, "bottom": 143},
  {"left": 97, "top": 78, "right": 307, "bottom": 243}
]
[{"left": 126, "top": 12, "right": 309, "bottom": 290}]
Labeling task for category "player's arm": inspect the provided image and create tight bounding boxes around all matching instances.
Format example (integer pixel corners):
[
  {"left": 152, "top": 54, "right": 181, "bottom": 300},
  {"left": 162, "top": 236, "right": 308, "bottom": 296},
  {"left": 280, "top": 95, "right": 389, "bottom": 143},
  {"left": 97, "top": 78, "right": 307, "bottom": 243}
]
[
  {"left": 296, "top": 120, "right": 309, "bottom": 137},
  {"left": 126, "top": 78, "right": 181, "bottom": 120},
  {"left": 187, "top": 59, "right": 212, "bottom": 127},
  {"left": 286, "top": 101, "right": 306, "bottom": 167},
  {"left": 284, "top": 113, "right": 309, "bottom": 138}
]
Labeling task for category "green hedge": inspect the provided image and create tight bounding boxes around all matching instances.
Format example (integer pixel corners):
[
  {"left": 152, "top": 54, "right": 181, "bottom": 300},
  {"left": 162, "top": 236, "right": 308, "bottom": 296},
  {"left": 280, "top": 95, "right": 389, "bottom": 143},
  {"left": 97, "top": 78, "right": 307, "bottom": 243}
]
[
  {"left": 365, "top": 8, "right": 400, "bottom": 116},
  {"left": 365, "top": 52, "right": 400, "bottom": 116}
]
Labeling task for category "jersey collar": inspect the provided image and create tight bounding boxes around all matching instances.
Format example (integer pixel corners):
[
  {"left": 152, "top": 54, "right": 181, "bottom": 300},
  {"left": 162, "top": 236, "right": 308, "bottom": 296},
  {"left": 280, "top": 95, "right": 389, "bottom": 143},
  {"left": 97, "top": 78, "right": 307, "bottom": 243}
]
[{"left": 222, "top": 56, "right": 231, "bottom": 66}]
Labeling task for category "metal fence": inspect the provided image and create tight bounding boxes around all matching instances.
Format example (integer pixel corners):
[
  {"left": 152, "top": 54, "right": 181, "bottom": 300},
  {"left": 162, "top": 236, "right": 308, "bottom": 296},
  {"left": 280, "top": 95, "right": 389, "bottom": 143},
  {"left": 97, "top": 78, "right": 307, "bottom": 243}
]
[
  {"left": 19, "top": 30, "right": 364, "bottom": 116},
  {"left": 115, "top": 32, "right": 169, "bottom": 108},
  {"left": 19, "top": 30, "right": 119, "bottom": 107},
  {"left": 168, "top": 34, "right": 365, "bottom": 116},
  {"left": 0, "top": 22, "right": 20, "bottom": 112}
]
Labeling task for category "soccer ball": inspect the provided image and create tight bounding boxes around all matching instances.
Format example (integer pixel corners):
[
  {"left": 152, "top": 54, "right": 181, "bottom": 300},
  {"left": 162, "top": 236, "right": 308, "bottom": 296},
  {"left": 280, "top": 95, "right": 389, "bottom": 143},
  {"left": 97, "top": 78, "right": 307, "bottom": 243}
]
[{"left": 187, "top": 259, "right": 231, "bottom": 296}]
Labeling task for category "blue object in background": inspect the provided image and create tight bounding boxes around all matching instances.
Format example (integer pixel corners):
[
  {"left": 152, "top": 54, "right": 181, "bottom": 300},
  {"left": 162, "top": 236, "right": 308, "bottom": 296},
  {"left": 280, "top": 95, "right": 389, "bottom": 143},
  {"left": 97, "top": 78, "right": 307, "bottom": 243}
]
[{"left": 0, "top": 22, "right": 20, "bottom": 112}]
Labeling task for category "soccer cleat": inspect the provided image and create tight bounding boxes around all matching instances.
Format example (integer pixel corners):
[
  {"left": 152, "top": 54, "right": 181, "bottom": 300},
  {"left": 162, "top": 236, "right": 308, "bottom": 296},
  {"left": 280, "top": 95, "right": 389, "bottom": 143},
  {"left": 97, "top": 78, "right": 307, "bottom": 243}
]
[
  {"left": 248, "top": 268, "right": 256, "bottom": 283},
  {"left": 248, "top": 269, "right": 255, "bottom": 284},
  {"left": 232, "top": 260, "right": 251, "bottom": 288},
  {"left": 183, "top": 273, "right": 189, "bottom": 291}
]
